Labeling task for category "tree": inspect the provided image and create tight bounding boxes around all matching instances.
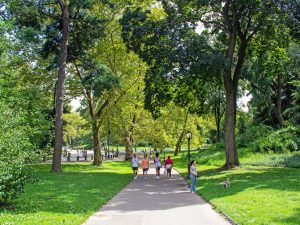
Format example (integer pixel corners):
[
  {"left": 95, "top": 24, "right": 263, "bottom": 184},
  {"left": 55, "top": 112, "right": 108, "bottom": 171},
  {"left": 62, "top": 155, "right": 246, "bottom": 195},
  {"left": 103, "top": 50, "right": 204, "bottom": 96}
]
[
  {"left": 63, "top": 113, "right": 88, "bottom": 146},
  {"left": 120, "top": 0, "right": 293, "bottom": 168},
  {"left": 0, "top": 20, "right": 53, "bottom": 202},
  {"left": 74, "top": 62, "right": 119, "bottom": 165},
  {"left": 2, "top": 0, "right": 114, "bottom": 170},
  {"left": 2, "top": 0, "right": 70, "bottom": 172}
]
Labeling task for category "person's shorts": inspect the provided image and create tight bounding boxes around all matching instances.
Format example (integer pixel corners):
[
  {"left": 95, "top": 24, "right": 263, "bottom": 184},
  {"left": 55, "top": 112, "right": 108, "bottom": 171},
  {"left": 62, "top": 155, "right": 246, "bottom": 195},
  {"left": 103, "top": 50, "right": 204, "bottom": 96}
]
[
  {"left": 143, "top": 168, "right": 149, "bottom": 172},
  {"left": 132, "top": 167, "right": 138, "bottom": 171}
]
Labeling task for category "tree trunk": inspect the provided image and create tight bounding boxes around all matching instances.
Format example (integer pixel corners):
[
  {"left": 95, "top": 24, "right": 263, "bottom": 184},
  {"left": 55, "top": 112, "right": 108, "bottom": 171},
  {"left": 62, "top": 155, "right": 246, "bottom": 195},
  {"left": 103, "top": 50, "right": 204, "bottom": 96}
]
[
  {"left": 174, "top": 131, "right": 184, "bottom": 156},
  {"left": 224, "top": 87, "right": 237, "bottom": 168},
  {"left": 174, "top": 111, "right": 188, "bottom": 156},
  {"left": 125, "top": 131, "right": 133, "bottom": 160},
  {"left": 274, "top": 74, "right": 283, "bottom": 127},
  {"left": 125, "top": 101, "right": 137, "bottom": 160},
  {"left": 51, "top": 0, "right": 69, "bottom": 172},
  {"left": 216, "top": 116, "right": 221, "bottom": 142},
  {"left": 92, "top": 118, "right": 102, "bottom": 165}
]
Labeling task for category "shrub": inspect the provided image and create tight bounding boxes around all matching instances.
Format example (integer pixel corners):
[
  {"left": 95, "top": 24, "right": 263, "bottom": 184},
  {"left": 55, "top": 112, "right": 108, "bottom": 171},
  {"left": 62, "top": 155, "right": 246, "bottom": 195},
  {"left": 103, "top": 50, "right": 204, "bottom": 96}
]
[
  {"left": 237, "top": 124, "right": 273, "bottom": 147},
  {"left": 252, "top": 127, "right": 299, "bottom": 153},
  {"left": 0, "top": 103, "right": 33, "bottom": 204}
]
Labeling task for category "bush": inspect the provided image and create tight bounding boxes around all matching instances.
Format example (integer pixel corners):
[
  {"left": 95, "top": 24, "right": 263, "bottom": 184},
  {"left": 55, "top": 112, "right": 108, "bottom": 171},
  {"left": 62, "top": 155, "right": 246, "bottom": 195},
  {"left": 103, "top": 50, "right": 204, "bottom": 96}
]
[
  {"left": 252, "top": 127, "right": 300, "bottom": 153},
  {"left": 0, "top": 103, "right": 33, "bottom": 204},
  {"left": 0, "top": 163, "right": 28, "bottom": 203},
  {"left": 246, "top": 152, "right": 300, "bottom": 168},
  {"left": 237, "top": 124, "right": 273, "bottom": 147}
]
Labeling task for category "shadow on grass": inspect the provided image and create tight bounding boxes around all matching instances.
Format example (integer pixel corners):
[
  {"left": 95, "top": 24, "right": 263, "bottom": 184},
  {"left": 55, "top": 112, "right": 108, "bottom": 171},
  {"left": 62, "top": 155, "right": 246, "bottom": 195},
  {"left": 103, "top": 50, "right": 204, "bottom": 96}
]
[
  {"left": 276, "top": 207, "right": 300, "bottom": 225},
  {"left": 200, "top": 167, "right": 300, "bottom": 199},
  {"left": 197, "top": 166, "right": 299, "bottom": 221},
  {"left": 2, "top": 163, "right": 132, "bottom": 216}
]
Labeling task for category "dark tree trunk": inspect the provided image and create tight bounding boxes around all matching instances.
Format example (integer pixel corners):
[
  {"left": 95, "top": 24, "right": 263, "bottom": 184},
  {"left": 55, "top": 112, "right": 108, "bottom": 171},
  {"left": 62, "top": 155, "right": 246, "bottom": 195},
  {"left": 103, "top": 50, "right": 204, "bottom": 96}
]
[
  {"left": 51, "top": 0, "right": 69, "bottom": 172},
  {"left": 224, "top": 86, "right": 237, "bottom": 168},
  {"left": 216, "top": 116, "right": 221, "bottom": 142},
  {"left": 224, "top": 38, "right": 247, "bottom": 168},
  {"left": 214, "top": 88, "right": 223, "bottom": 142},
  {"left": 92, "top": 118, "right": 102, "bottom": 165}
]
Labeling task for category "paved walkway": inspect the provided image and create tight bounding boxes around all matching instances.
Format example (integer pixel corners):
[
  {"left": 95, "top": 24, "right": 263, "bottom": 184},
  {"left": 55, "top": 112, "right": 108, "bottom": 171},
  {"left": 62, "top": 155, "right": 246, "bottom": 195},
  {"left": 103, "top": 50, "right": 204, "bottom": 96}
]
[{"left": 83, "top": 166, "right": 232, "bottom": 225}]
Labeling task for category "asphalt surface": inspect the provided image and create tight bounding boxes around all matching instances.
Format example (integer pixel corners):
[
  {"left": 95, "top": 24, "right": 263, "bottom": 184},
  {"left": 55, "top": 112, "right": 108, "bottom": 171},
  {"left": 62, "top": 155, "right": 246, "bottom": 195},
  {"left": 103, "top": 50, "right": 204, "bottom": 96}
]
[{"left": 83, "top": 164, "right": 231, "bottom": 225}]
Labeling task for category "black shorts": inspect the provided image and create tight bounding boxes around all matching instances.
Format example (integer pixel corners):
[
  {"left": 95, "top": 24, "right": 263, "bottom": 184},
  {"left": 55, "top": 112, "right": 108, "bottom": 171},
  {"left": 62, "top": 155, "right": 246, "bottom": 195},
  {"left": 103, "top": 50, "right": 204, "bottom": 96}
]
[
  {"left": 132, "top": 167, "right": 138, "bottom": 171},
  {"left": 143, "top": 168, "right": 149, "bottom": 172}
]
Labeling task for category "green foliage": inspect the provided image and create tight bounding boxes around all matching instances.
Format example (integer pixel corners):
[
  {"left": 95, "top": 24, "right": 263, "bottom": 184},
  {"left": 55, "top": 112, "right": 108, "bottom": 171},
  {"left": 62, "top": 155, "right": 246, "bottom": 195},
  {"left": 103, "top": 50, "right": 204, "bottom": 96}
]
[
  {"left": 244, "top": 152, "right": 300, "bottom": 168},
  {"left": 120, "top": 4, "right": 223, "bottom": 117},
  {"left": 0, "top": 103, "right": 33, "bottom": 204},
  {"left": 82, "top": 63, "right": 120, "bottom": 97},
  {"left": 237, "top": 123, "right": 300, "bottom": 154},
  {"left": 63, "top": 113, "right": 89, "bottom": 146},
  {"left": 237, "top": 124, "right": 273, "bottom": 148},
  {"left": 252, "top": 127, "right": 300, "bottom": 153}
]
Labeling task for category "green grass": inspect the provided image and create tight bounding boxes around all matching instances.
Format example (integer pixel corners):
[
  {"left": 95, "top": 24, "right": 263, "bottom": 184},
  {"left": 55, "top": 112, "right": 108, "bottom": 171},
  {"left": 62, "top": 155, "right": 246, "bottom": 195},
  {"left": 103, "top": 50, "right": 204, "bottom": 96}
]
[
  {"left": 173, "top": 147, "right": 300, "bottom": 225},
  {"left": 0, "top": 162, "right": 132, "bottom": 225}
]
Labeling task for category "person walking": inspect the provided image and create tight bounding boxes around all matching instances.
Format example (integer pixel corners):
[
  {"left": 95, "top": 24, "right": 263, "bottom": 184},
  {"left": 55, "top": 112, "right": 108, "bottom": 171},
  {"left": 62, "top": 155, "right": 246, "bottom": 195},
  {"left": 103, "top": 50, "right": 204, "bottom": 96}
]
[
  {"left": 132, "top": 154, "right": 139, "bottom": 179},
  {"left": 154, "top": 152, "right": 161, "bottom": 179},
  {"left": 141, "top": 154, "right": 149, "bottom": 179},
  {"left": 189, "top": 160, "right": 197, "bottom": 193},
  {"left": 164, "top": 155, "right": 173, "bottom": 179}
]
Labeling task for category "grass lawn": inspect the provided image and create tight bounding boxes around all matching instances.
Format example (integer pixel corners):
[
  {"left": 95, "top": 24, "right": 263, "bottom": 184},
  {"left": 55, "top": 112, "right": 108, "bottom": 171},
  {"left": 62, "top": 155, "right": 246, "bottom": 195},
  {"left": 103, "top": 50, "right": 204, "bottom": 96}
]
[
  {"left": 173, "top": 149, "right": 300, "bottom": 225},
  {"left": 0, "top": 161, "right": 132, "bottom": 225}
]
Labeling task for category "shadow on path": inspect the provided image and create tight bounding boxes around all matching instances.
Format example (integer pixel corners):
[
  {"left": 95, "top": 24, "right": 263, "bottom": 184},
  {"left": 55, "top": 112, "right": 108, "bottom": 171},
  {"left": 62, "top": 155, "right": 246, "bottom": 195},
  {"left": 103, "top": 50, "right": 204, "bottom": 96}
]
[{"left": 83, "top": 166, "right": 231, "bottom": 225}]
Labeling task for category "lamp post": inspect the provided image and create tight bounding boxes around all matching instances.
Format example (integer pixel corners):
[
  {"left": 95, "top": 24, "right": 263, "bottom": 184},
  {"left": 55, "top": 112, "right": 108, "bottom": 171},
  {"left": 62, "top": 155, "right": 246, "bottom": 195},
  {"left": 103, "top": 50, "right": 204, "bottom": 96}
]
[
  {"left": 107, "top": 118, "right": 110, "bottom": 159},
  {"left": 186, "top": 131, "right": 192, "bottom": 176},
  {"left": 163, "top": 144, "right": 166, "bottom": 162}
]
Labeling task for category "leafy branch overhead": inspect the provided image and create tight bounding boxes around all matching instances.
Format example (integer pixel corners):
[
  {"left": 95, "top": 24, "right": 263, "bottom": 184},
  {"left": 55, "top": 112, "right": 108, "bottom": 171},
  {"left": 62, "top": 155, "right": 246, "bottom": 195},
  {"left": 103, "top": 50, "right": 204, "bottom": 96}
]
[{"left": 120, "top": 5, "right": 224, "bottom": 117}]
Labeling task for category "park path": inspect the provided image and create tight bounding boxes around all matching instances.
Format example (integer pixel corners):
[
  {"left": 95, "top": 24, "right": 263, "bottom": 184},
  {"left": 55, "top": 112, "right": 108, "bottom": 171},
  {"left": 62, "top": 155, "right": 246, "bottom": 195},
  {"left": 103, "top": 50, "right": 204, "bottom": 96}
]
[{"left": 83, "top": 165, "right": 232, "bottom": 225}]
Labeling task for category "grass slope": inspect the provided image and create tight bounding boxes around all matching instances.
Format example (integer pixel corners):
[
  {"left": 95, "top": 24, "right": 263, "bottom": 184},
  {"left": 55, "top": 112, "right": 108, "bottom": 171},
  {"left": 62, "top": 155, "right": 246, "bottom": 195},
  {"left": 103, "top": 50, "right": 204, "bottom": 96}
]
[
  {"left": 0, "top": 162, "right": 132, "bottom": 225},
  {"left": 173, "top": 148, "right": 300, "bottom": 225}
]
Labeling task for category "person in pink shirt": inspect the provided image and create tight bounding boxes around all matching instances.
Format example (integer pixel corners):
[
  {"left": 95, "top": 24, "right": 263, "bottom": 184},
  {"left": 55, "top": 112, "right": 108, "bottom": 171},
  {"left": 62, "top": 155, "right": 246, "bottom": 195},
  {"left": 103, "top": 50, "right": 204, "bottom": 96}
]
[{"left": 165, "top": 155, "right": 173, "bottom": 179}]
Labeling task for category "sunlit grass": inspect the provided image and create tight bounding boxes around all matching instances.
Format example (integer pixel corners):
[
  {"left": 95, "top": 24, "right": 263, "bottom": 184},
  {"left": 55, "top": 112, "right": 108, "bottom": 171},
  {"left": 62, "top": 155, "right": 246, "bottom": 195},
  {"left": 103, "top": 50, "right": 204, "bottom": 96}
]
[
  {"left": 173, "top": 147, "right": 300, "bottom": 225},
  {"left": 0, "top": 162, "right": 132, "bottom": 225}
]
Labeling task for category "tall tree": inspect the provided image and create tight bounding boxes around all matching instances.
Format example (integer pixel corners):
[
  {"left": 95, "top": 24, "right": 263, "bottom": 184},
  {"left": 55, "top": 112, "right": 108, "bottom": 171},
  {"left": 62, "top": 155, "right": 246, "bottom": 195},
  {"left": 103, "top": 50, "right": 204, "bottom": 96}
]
[
  {"left": 120, "top": 0, "right": 293, "bottom": 168},
  {"left": 52, "top": 0, "right": 69, "bottom": 172},
  {"left": 2, "top": 0, "right": 111, "bottom": 170}
]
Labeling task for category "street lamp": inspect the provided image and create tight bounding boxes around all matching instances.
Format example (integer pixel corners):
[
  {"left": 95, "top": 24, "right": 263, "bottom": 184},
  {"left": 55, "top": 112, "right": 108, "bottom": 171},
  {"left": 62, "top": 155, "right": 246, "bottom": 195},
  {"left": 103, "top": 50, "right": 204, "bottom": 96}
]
[
  {"left": 107, "top": 118, "right": 110, "bottom": 159},
  {"left": 163, "top": 144, "right": 166, "bottom": 162},
  {"left": 186, "top": 131, "right": 192, "bottom": 176}
]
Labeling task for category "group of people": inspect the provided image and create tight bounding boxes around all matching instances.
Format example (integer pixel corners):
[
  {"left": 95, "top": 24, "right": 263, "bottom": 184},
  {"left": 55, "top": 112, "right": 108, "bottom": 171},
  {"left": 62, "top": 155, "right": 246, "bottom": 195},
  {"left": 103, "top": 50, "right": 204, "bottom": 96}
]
[
  {"left": 131, "top": 153, "right": 174, "bottom": 180},
  {"left": 131, "top": 153, "right": 198, "bottom": 194}
]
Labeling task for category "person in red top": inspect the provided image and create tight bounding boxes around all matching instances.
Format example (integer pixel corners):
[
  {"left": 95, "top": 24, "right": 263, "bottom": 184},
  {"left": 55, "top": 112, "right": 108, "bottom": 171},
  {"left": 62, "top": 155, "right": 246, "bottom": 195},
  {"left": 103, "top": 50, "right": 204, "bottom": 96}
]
[{"left": 165, "top": 155, "right": 173, "bottom": 179}]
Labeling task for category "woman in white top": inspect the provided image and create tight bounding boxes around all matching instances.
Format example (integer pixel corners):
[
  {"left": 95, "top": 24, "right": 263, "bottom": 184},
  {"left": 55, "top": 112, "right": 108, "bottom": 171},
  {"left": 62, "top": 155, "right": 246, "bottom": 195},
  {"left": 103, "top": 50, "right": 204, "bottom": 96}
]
[
  {"left": 132, "top": 154, "right": 139, "bottom": 179},
  {"left": 154, "top": 152, "right": 161, "bottom": 179}
]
